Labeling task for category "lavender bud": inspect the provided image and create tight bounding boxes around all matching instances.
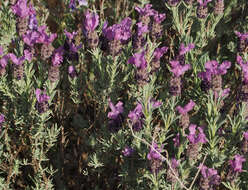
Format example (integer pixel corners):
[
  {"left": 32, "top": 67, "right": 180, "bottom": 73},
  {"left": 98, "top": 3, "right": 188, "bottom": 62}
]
[
  {"left": 136, "top": 68, "right": 149, "bottom": 86},
  {"left": 68, "top": 65, "right": 77, "bottom": 78},
  {"left": 87, "top": 31, "right": 99, "bottom": 49},
  {"left": 187, "top": 143, "right": 199, "bottom": 161},
  {"left": 184, "top": 0, "right": 194, "bottom": 5},
  {"left": 211, "top": 74, "right": 222, "bottom": 93},
  {"left": 17, "top": 17, "right": 28, "bottom": 36},
  {"left": 41, "top": 43, "right": 54, "bottom": 60},
  {"left": 166, "top": 0, "right": 180, "bottom": 6},
  {"left": 151, "top": 22, "right": 163, "bottom": 42},
  {"left": 214, "top": 0, "right": 224, "bottom": 15},
  {"left": 166, "top": 159, "right": 179, "bottom": 186},
  {"left": 35, "top": 89, "right": 50, "bottom": 114},
  {"left": 48, "top": 65, "right": 60, "bottom": 83},
  {"left": 200, "top": 178, "right": 210, "bottom": 190},
  {"left": 197, "top": 5, "right": 208, "bottom": 19},
  {"left": 242, "top": 140, "right": 248, "bottom": 154},
  {"left": 179, "top": 114, "right": 189, "bottom": 134},
  {"left": 169, "top": 76, "right": 182, "bottom": 96},
  {"left": 109, "top": 40, "right": 122, "bottom": 57},
  {"left": 13, "top": 63, "right": 24, "bottom": 80}
]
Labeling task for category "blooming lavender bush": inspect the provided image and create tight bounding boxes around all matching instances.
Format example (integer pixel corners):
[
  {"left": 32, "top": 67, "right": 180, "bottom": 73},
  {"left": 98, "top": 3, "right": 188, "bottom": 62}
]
[{"left": 0, "top": 0, "right": 248, "bottom": 189}]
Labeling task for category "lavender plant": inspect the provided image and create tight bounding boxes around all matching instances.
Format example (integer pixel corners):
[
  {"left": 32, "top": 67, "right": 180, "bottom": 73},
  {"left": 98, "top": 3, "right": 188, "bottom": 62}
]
[{"left": 0, "top": 0, "right": 248, "bottom": 189}]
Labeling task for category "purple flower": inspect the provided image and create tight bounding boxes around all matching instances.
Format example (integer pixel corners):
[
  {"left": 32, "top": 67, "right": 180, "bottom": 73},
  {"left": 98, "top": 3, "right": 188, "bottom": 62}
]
[
  {"left": 0, "top": 46, "right": 3, "bottom": 56},
  {"left": 0, "top": 114, "right": 5, "bottom": 124},
  {"left": 7, "top": 53, "right": 25, "bottom": 65},
  {"left": 35, "top": 89, "right": 50, "bottom": 103},
  {"left": 11, "top": 0, "right": 31, "bottom": 18},
  {"left": 153, "top": 46, "right": 168, "bottom": 61},
  {"left": 78, "top": 0, "right": 88, "bottom": 6},
  {"left": 68, "top": 65, "right": 77, "bottom": 78},
  {"left": 229, "top": 155, "right": 246, "bottom": 173},
  {"left": 197, "top": 0, "right": 212, "bottom": 6},
  {"left": 84, "top": 10, "right": 99, "bottom": 32},
  {"left": 171, "top": 158, "right": 179, "bottom": 168},
  {"left": 0, "top": 55, "right": 9, "bottom": 68},
  {"left": 187, "top": 124, "right": 207, "bottom": 144},
  {"left": 176, "top": 99, "right": 195, "bottom": 115},
  {"left": 153, "top": 11, "right": 166, "bottom": 24},
  {"left": 64, "top": 30, "right": 77, "bottom": 41},
  {"left": 108, "top": 100, "right": 124, "bottom": 120},
  {"left": 148, "top": 98, "right": 162, "bottom": 109},
  {"left": 244, "top": 131, "right": 248, "bottom": 141},
  {"left": 179, "top": 43, "right": 195, "bottom": 55},
  {"left": 108, "top": 99, "right": 124, "bottom": 132},
  {"left": 28, "top": 5, "right": 38, "bottom": 30},
  {"left": 136, "top": 22, "right": 149, "bottom": 37},
  {"left": 103, "top": 17, "right": 132, "bottom": 42},
  {"left": 200, "top": 165, "right": 220, "bottom": 186},
  {"left": 35, "top": 89, "right": 50, "bottom": 113},
  {"left": 122, "top": 147, "right": 134, "bottom": 157},
  {"left": 199, "top": 60, "right": 231, "bottom": 82},
  {"left": 128, "top": 103, "right": 143, "bottom": 131},
  {"left": 128, "top": 50, "right": 147, "bottom": 69},
  {"left": 147, "top": 143, "right": 164, "bottom": 161},
  {"left": 22, "top": 30, "right": 40, "bottom": 46},
  {"left": 173, "top": 133, "right": 180, "bottom": 147},
  {"left": 237, "top": 55, "right": 248, "bottom": 83},
  {"left": 24, "top": 49, "right": 32, "bottom": 62},
  {"left": 52, "top": 47, "right": 64, "bottom": 66},
  {"left": 64, "top": 30, "right": 82, "bottom": 53},
  {"left": 135, "top": 4, "right": 154, "bottom": 17},
  {"left": 170, "top": 60, "right": 191, "bottom": 77},
  {"left": 69, "top": 0, "right": 76, "bottom": 10},
  {"left": 205, "top": 60, "right": 231, "bottom": 75},
  {"left": 235, "top": 31, "right": 248, "bottom": 40},
  {"left": 214, "top": 88, "right": 230, "bottom": 98},
  {"left": 36, "top": 25, "right": 57, "bottom": 44}
]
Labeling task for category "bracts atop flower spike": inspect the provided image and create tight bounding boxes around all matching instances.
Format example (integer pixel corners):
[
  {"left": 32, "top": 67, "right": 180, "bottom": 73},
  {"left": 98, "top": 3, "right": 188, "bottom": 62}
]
[
  {"left": 147, "top": 143, "right": 164, "bottom": 174},
  {"left": 166, "top": 0, "right": 181, "bottom": 7},
  {"left": 84, "top": 10, "right": 99, "bottom": 49},
  {"left": 128, "top": 50, "right": 149, "bottom": 86},
  {"left": 198, "top": 60, "right": 231, "bottom": 99},
  {"left": 64, "top": 30, "right": 82, "bottom": 61},
  {"left": 177, "top": 43, "right": 195, "bottom": 65},
  {"left": 199, "top": 165, "right": 220, "bottom": 190},
  {"left": 8, "top": 53, "right": 25, "bottom": 80},
  {"left": 236, "top": 55, "right": 248, "bottom": 105},
  {"left": 128, "top": 103, "right": 143, "bottom": 132},
  {"left": 107, "top": 99, "right": 124, "bottom": 132},
  {"left": 151, "top": 46, "right": 168, "bottom": 73},
  {"left": 176, "top": 100, "right": 195, "bottom": 135},
  {"left": 132, "top": 22, "right": 149, "bottom": 51},
  {"left": 166, "top": 158, "right": 179, "bottom": 187},
  {"left": 235, "top": 31, "right": 248, "bottom": 53},
  {"left": 169, "top": 60, "right": 191, "bottom": 96},
  {"left": 227, "top": 154, "right": 246, "bottom": 181},
  {"left": 242, "top": 131, "right": 248, "bottom": 154},
  {"left": 135, "top": 4, "right": 154, "bottom": 26},
  {"left": 11, "top": 0, "right": 32, "bottom": 36},
  {"left": 35, "top": 89, "right": 50, "bottom": 113},
  {"left": 197, "top": 0, "right": 212, "bottom": 19},
  {"left": 48, "top": 47, "right": 64, "bottom": 83},
  {"left": 186, "top": 124, "right": 207, "bottom": 162},
  {"left": 150, "top": 11, "right": 166, "bottom": 42},
  {"left": 102, "top": 17, "right": 132, "bottom": 57}
]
